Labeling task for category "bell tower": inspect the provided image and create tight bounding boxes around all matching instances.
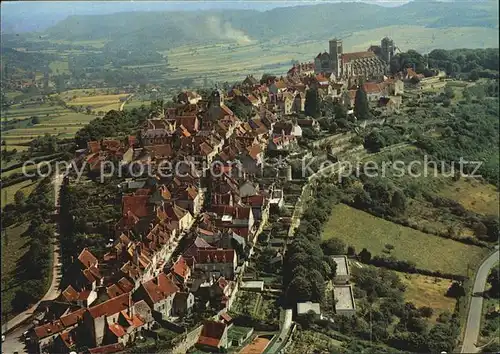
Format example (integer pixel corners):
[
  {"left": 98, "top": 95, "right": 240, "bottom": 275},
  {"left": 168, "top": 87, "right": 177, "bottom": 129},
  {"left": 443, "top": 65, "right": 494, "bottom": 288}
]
[
  {"left": 381, "top": 37, "right": 395, "bottom": 64},
  {"left": 329, "top": 38, "right": 343, "bottom": 77}
]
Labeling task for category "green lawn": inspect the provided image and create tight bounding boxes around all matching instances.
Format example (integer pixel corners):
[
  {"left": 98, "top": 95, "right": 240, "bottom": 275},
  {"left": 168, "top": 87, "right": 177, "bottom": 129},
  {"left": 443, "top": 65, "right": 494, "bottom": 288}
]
[{"left": 323, "top": 204, "right": 489, "bottom": 276}]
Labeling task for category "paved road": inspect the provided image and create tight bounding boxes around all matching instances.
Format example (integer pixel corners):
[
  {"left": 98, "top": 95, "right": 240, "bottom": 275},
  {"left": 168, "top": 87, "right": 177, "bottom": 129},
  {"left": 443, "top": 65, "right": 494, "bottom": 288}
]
[
  {"left": 265, "top": 309, "right": 293, "bottom": 354},
  {"left": 2, "top": 174, "right": 64, "bottom": 353},
  {"left": 461, "top": 249, "right": 499, "bottom": 353}
]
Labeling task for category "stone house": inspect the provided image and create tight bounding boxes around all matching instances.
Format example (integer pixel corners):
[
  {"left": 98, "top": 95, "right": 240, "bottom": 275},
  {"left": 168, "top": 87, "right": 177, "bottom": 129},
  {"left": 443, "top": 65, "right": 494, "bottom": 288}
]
[
  {"left": 172, "top": 292, "right": 195, "bottom": 317},
  {"left": 193, "top": 249, "right": 238, "bottom": 279},
  {"left": 196, "top": 320, "right": 229, "bottom": 351},
  {"left": 133, "top": 273, "right": 179, "bottom": 321}
]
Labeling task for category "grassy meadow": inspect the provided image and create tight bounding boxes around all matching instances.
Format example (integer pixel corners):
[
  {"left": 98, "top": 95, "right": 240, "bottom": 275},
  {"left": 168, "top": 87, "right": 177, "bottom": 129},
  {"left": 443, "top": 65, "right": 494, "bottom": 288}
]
[
  {"left": 1, "top": 180, "right": 40, "bottom": 208},
  {"left": 399, "top": 272, "right": 456, "bottom": 322},
  {"left": 1, "top": 223, "right": 31, "bottom": 317},
  {"left": 322, "top": 203, "right": 489, "bottom": 276},
  {"left": 439, "top": 179, "right": 499, "bottom": 217}
]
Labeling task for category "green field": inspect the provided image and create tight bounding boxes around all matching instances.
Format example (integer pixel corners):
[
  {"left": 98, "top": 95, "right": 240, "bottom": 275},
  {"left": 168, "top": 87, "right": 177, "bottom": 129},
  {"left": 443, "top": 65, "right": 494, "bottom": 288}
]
[
  {"left": 124, "top": 99, "right": 152, "bottom": 110},
  {"left": 2, "top": 105, "right": 97, "bottom": 142},
  {"left": 323, "top": 204, "right": 489, "bottom": 276},
  {"left": 49, "top": 60, "right": 70, "bottom": 74}
]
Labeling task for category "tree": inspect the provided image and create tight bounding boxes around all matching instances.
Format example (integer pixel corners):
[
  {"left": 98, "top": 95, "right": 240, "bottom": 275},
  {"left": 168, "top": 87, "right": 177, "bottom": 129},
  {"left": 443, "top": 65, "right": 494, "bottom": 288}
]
[
  {"left": 444, "top": 86, "right": 455, "bottom": 99},
  {"left": 487, "top": 265, "right": 500, "bottom": 298},
  {"left": 302, "top": 127, "right": 315, "bottom": 140},
  {"left": 446, "top": 282, "right": 465, "bottom": 298},
  {"left": 390, "top": 189, "right": 407, "bottom": 215},
  {"left": 469, "top": 70, "right": 480, "bottom": 81},
  {"left": 321, "top": 237, "right": 347, "bottom": 255},
  {"left": 482, "top": 216, "right": 499, "bottom": 242},
  {"left": 347, "top": 246, "right": 356, "bottom": 256},
  {"left": 305, "top": 88, "right": 321, "bottom": 118},
  {"left": 359, "top": 248, "right": 372, "bottom": 263},
  {"left": 309, "top": 269, "right": 326, "bottom": 301},
  {"left": 14, "top": 190, "right": 25, "bottom": 205},
  {"left": 354, "top": 85, "right": 370, "bottom": 120},
  {"left": 419, "top": 306, "right": 434, "bottom": 318},
  {"left": 11, "top": 289, "right": 35, "bottom": 312},
  {"left": 472, "top": 221, "right": 488, "bottom": 238},
  {"left": 31, "top": 116, "right": 40, "bottom": 125},
  {"left": 364, "top": 131, "right": 385, "bottom": 152},
  {"left": 286, "top": 276, "right": 312, "bottom": 304}
]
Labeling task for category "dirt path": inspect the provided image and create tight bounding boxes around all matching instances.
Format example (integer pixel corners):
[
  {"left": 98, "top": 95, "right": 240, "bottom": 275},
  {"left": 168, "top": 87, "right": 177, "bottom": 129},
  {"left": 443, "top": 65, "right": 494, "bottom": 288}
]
[{"left": 119, "top": 94, "right": 134, "bottom": 111}]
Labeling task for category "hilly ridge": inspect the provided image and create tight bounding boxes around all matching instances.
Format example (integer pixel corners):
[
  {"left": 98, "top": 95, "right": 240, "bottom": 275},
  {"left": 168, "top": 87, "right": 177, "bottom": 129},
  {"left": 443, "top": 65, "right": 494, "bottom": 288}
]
[{"left": 40, "top": 1, "right": 498, "bottom": 51}]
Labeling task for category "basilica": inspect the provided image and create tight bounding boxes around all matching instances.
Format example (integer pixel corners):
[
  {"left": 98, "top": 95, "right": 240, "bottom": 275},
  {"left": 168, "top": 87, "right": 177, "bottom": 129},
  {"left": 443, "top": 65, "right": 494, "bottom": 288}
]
[{"left": 314, "top": 37, "right": 396, "bottom": 82}]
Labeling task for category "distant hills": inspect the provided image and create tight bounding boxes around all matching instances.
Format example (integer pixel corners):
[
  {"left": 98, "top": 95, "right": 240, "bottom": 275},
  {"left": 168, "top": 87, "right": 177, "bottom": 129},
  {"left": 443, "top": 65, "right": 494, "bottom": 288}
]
[
  {"left": 36, "top": 0, "right": 497, "bottom": 50},
  {"left": 1, "top": 0, "right": 497, "bottom": 53}
]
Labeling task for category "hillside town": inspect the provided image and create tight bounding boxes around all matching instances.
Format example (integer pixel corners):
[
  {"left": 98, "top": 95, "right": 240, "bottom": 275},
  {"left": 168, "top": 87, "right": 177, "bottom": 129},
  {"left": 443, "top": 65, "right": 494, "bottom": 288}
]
[
  {"left": 5, "top": 32, "right": 498, "bottom": 354},
  {"left": 12, "top": 36, "right": 419, "bottom": 354}
]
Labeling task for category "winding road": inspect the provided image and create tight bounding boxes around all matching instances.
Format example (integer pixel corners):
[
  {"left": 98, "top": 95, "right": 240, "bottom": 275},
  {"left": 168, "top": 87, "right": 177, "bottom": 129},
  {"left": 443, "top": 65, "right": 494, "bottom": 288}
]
[
  {"left": 265, "top": 309, "right": 293, "bottom": 354},
  {"left": 461, "top": 249, "right": 499, "bottom": 353}
]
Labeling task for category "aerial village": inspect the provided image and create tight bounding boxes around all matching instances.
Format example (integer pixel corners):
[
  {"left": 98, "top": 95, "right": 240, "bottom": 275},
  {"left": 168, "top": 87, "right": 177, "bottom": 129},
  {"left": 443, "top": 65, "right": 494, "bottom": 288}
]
[{"left": 26, "top": 37, "right": 434, "bottom": 354}]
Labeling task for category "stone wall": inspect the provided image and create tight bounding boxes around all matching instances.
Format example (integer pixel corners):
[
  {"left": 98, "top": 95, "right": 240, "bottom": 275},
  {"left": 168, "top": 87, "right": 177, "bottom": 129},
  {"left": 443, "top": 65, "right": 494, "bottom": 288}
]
[{"left": 169, "top": 324, "right": 204, "bottom": 354}]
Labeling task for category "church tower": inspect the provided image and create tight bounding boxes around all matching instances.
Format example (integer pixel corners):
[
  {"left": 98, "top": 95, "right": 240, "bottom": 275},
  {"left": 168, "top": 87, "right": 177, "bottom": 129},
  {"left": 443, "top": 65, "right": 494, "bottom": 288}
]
[
  {"left": 381, "top": 37, "right": 395, "bottom": 64},
  {"left": 329, "top": 38, "right": 343, "bottom": 78},
  {"left": 209, "top": 89, "right": 223, "bottom": 107}
]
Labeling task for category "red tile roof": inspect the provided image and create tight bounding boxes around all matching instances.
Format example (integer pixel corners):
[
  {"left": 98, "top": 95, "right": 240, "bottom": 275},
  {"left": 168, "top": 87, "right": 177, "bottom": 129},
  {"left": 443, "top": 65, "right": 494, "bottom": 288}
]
[
  {"left": 107, "top": 284, "right": 125, "bottom": 299},
  {"left": 121, "top": 310, "right": 145, "bottom": 328},
  {"left": 341, "top": 51, "right": 376, "bottom": 63},
  {"left": 143, "top": 273, "right": 179, "bottom": 304},
  {"left": 220, "top": 312, "right": 232, "bottom": 323},
  {"left": 60, "top": 308, "right": 87, "bottom": 327},
  {"left": 362, "top": 82, "right": 383, "bottom": 94},
  {"left": 88, "top": 141, "right": 101, "bottom": 154},
  {"left": 108, "top": 323, "right": 126, "bottom": 338},
  {"left": 88, "top": 292, "right": 130, "bottom": 318},
  {"left": 195, "top": 249, "right": 235, "bottom": 264},
  {"left": 34, "top": 320, "right": 64, "bottom": 339},
  {"left": 212, "top": 205, "right": 251, "bottom": 220},
  {"left": 122, "top": 195, "right": 150, "bottom": 218},
  {"left": 78, "top": 248, "right": 98, "bottom": 268},
  {"left": 147, "top": 144, "right": 174, "bottom": 159},
  {"left": 242, "top": 195, "right": 265, "bottom": 207},
  {"left": 175, "top": 115, "right": 199, "bottom": 133},
  {"left": 117, "top": 277, "right": 134, "bottom": 293},
  {"left": 171, "top": 256, "right": 191, "bottom": 279},
  {"left": 247, "top": 144, "right": 261, "bottom": 160},
  {"left": 88, "top": 343, "right": 125, "bottom": 354},
  {"left": 61, "top": 285, "right": 79, "bottom": 302},
  {"left": 197, "top": 320, "right": 227, "bottom": 348}
]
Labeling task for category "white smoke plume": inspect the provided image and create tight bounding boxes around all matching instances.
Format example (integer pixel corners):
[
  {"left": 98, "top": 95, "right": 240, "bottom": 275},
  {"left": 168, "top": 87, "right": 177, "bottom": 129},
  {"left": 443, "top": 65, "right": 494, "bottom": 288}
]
[{"left": 206, "top": 16, "right": 254, "bottom": 44}]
